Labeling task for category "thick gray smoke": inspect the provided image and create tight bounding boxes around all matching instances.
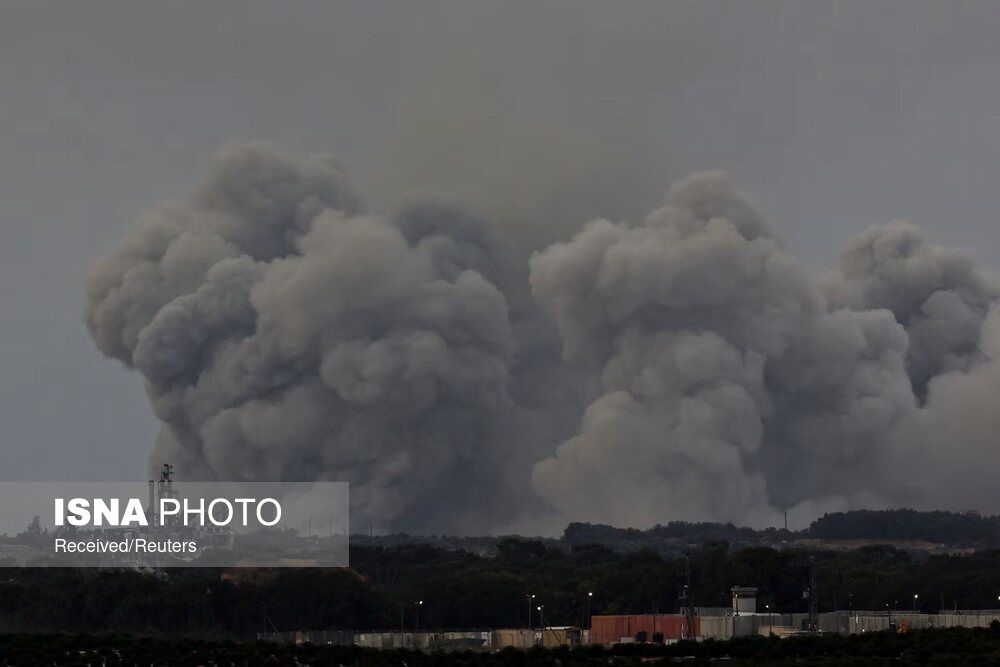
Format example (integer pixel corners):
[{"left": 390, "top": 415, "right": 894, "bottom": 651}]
[
  {"left": 85, "top": 142, "right": 578, "bottom": 533},
  {"left": 87, "top": 145, "right": 1000, "bottom": 533},
  {"left": 529, "top": 172, "right": 914, "bottom": 526},
  {"left": 825, "top": 221, "right": 1000, "bottom": 394}
]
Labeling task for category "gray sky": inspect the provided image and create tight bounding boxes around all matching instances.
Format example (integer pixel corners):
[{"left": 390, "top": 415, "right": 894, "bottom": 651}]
[{"left": 3, "top": 0, "right": 1000, "bottom": 482}]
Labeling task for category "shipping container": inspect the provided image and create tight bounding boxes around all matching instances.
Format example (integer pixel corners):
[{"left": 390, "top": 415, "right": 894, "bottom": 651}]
[{"left": 589, "top": 614, "right": 697, "bottom": 645}]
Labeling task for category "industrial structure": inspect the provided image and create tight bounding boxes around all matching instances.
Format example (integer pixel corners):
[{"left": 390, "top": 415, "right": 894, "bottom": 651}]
[
  {"left": 260, "top": 576, "right": 1000, "bottom": 651},
  {"left": 260, "top": 608, "right": 1000, "bottom": 649}
]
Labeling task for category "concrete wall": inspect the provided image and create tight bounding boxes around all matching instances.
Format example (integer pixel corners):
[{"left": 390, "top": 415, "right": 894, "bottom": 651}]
[
  {"left": 698, "top": 615, "right": 733, "bottom": 640},
  {"left": 354, "top": 631, "right": 490, "bottom": 650},
  {"left": 494, "top": 628, "right": 536, "bottom": 649},
  {"left": 734, "top": 615, "right": 765, "bottom": 637},
  {"left": 437, "top": 631, "right": 492, "bottom": 650},
  {"left": 848, "top": 612, "right": 1000, "bottom": 633},
  {"left": 257, "top": 630, "right": 353, "bottom": 645},
  {"left": 694, "top": 607, "right": 732, "bottom": 616},
  {"left": 937, "top": 613, "right": 1000, "bottom": 628},
  {"left": 540, "top": 627, "right": 582, "bottom": 648},
  {"left": 817, "top": 611, "right": 851, "bottom": 634}
]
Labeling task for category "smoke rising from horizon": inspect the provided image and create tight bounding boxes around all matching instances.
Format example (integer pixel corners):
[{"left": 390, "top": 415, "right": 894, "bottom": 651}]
[{"left": 86, "top": 143, "right": 1000, "bottom": 534}]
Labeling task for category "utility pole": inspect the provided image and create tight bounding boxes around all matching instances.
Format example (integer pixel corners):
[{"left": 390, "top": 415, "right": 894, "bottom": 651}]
[
  {"left": 399, "top": 603, "right": 405, "bottom": 646},
  {"left": 791, "top": 555, "right": 819, "bottom": 631},
  {"left": 679, "top": 552, "right": 696, "bottom": 640},
  {"left": 809, "top": 557, "right": 818, "bottom": 631}
]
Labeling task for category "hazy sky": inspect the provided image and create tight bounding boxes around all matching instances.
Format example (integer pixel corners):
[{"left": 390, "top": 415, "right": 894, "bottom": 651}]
[{"left": 4, "top": 0, "right": 1000, "bottom": 482}]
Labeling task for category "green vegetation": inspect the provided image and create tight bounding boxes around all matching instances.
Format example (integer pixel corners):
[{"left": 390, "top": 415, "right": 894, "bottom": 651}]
[
  {"left": 3, "top": 540, "right": 1000, "bottom": 636},
  {"left": 564, "top": 508, "right": 1000, "bottom": 552}
]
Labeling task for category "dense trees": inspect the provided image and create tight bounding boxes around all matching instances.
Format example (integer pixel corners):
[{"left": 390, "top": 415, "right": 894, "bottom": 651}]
[
  {"left": 809, "top": 509, "right": 1000, "bottom": 544},
  {"left": 0, "top": 567, "right": 384, "bottom": 636},
  {"left": 3, "top": 540, "right": 1000, "bottom": 636},
  {"left": 564, "top": 508, "right": 1000, "bottom": 553}
]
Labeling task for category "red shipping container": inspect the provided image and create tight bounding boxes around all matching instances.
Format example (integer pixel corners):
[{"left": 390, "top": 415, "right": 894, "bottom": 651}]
[{"left": 590, "top": 614, "right": 700, "bottom": 645}]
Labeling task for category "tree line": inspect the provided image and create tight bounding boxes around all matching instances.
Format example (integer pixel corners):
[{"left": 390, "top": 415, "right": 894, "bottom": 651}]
[{"left": 3, "top": 539, "right": 1000, "bottom": 637}]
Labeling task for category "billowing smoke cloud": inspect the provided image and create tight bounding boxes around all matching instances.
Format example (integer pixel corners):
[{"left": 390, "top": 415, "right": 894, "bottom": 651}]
[
  {"left": 529, "top": 172, "right": 914, "bottom": 526},
  {"left": 87, "top": 145, "right": 1000, "bottom": 533},
  {"left": 85, "top": 142, "right": 576, "bottom": 533},
  {"left": 825, "top": 221, "right": 1000, "bottom": 394}
]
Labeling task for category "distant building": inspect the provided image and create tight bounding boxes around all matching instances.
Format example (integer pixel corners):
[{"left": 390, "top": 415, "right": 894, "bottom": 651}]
[
  {"left": 731, "top": 586, "right": 757, "bottom": 615},
  {"left": 261, "top": 608, "right": 1000, "bottom": 649}
]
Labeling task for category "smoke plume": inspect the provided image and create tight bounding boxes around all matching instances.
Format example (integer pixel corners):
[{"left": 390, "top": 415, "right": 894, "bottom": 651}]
[
  {"left": 87, "top": 144, "right": 1000, "bottom": 533},
  {"left": 86, "top": 142, "right": 572, "bottom": 532}
]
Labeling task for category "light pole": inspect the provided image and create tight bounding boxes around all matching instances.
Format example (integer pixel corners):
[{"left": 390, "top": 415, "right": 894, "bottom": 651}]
[
  {"left": 527, "top": 594, "right": 536, "bottom": 629},
  {"left": 765, "top": 603, "right": 772, "bottom": 635},
  {"left": 537, "top": 605, "right": 545, "bottom": 637},
  {"left": 587, "top": 592, "right": 593, "bottom": 630},
  {"left": 399, "top": 603, "right": 406, "bottom": 646},
  {"left": 912, "top": 594, "right": 918, "bottom": 613},
  {"left": 416, "top": 600, "right": 423, "bottom": 631}
]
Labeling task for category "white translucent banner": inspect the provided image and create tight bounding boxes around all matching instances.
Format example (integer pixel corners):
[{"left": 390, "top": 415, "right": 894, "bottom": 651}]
[{"left": 0, "top": 480, "right": 348, "bottom": 567}]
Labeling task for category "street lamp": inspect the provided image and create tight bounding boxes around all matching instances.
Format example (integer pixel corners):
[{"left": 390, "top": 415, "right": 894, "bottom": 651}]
[
  {"left": 912, "top": 594, "right": 918, "bottom": 613},
  {"left": 587, "top": 592, "right": 593, "bottom": 630},
  {"left": 527, "top": 594, "right": 536, "bottom": 629},
  {"left": 765, "top": 603, "right": 772, "bottom": 635},
  {"left": 416, "top": 600, "right": 423, "bottom": 631}
]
